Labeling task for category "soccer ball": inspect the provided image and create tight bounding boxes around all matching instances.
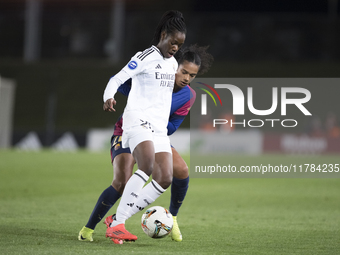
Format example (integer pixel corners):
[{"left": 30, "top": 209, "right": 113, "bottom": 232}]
[{"left": 141, "top": 206, "right": 173, "bottom": 238}]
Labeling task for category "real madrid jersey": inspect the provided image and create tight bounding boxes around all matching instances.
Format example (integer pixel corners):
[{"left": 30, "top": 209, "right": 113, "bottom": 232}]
[{"left": 103, "top": 45, "right": 178, "bottom": 135}]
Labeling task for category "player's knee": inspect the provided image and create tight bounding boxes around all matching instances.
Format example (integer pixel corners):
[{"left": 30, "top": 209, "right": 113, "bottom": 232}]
[
  {"left": 139, "top": 162, "right": 154, "bottom": 176},
  {"left": 173, "top": 164, "right": 189, "bottom": 179},
  {"left": 137, "top": 157, "right": 154, "bottom": 175},
  {"left": 134, "top": 150, "right": 154, "bottom": 175}
]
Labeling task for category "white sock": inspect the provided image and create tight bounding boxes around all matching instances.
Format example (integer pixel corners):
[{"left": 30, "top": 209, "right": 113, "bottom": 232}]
[
  {"left": 111, "top": 169, "right": 149, "bottom": 227},
  {"left": 129, "top": 179, "right": 166, "bottom": 217}
]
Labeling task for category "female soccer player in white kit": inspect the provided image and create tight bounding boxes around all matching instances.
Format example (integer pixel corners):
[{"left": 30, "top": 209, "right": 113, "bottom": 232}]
[
  {"left": 102, "top": 10, "right": 186, "bottom": 242},
  {"left": 78, "top": 45, "right": 214, "bottom": 244}
]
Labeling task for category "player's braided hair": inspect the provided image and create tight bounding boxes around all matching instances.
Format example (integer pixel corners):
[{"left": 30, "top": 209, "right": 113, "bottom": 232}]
[
  {"left": 152, "top": 10, "right": 186, "bottom": 45},
  {"left": 175, "top": 44, "right": 214, "bottom": 75}
]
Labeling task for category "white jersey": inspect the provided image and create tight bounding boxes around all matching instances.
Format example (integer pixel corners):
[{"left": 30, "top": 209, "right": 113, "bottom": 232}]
[{"left": 103, "top": 45, "right": 178, "bottom": 136}]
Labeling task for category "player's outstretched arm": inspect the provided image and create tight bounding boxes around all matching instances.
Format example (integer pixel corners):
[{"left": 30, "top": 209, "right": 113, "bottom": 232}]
[{"left": 102, "top": 69, "right": 131, "bottom": 112}]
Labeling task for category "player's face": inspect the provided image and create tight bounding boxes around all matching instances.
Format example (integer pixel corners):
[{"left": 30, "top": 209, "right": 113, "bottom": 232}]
[
  {"left": 175, "top": 60, "right": 199, "bottom": 90},
  {"left": 157, "top": 31, "right": 185, "bottom": 58}
]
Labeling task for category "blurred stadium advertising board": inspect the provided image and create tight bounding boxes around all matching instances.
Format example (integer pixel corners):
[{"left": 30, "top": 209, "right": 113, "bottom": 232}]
[
  {"left": 86, "top": 129, "right": 339, "bottom": 154},
  {"left": 86, "top": 129, "right": 113, "bottom": 152},
  {"left": 263, "top": 133, "right": 340, "bottom": 154}
]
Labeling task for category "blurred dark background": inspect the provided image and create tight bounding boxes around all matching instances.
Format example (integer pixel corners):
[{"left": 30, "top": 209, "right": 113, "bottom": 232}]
[{"left": 1, "top": 0, "right": 340, "bottom": 147}]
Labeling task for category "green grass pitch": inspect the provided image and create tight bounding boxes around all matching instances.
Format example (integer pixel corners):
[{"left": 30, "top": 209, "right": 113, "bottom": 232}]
[{"left": 0, "top": 150, "right": 339, "bottom": 254}]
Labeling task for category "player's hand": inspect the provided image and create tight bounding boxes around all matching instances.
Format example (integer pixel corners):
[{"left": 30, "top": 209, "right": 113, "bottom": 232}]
[{"left": 103, "top": 98, "right": 116, "bottom": 112}]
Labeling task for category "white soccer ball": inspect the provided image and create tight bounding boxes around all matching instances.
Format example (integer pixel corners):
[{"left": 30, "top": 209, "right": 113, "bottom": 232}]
[{"left": 141, "top": 206, "right": 173, "bottom": 238}]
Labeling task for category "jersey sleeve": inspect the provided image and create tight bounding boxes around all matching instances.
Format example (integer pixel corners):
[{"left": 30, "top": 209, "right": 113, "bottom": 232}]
[
  {"left": 167, "top": 87, "right": 196, "bottom": 135},
  {"left": 167, "top": 114, "right": 186, "bottom": 135},
  {"left": 167, "top": 100, "right": 190, "bottom": 135},
  {"left": 173, "top": 86, "right": 196, "bottom": 116},
  {"left": 103, "top": 51, "right": 147, "bottom": 102},
  {"left": 120, "top": 51, "right": 149, "bottom": 77}
]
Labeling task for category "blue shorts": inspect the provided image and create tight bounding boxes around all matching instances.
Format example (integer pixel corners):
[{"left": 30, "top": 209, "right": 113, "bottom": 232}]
[{"left": 110, "top": 135, "right": 131, "bottom": 163}]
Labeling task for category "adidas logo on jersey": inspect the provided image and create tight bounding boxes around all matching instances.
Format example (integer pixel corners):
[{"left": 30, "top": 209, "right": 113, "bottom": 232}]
[{"left": 155, "top": 64, "right": 162, "bottom": 69}]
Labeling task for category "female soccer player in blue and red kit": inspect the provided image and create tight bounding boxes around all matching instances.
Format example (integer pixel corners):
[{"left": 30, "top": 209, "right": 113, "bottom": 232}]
[{"left": 79, "top": 44, "right": 213, "bottom": 243}]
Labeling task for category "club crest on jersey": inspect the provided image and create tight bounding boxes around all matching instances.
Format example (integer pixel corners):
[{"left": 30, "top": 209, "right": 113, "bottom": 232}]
[
  {"left": 128, "top": 61, "right": 137, "bottom": 70},
  {"left": 114, "top": 143, "right": 120, "bottom": 151}
]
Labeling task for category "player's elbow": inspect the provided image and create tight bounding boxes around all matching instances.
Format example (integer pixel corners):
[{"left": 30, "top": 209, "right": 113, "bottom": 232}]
[
  {"left": 167, "top": 129, "right": 175, "bottom": 136},
  {"left": 167, "top": 125, "right": 176, "bottom": 136}
]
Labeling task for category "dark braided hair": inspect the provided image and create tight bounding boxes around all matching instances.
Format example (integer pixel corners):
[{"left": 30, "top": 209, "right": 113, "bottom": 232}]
[
  {"left": 175, "top": 44, "right": 214, "bottom": 75},
  {"left": 152, "top": 10, "right": 187, "bottom": 45}
]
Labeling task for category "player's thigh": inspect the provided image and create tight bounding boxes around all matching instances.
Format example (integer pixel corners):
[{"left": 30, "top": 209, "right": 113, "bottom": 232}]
[
  {"left": 123, "top": 126, "right": 155, "bottom": 174},
  {"left": 133, "top": 140, "right": 155, "bottom": 175},
  {"left": 172, "top": 147, "right": 189, "bottom": 179}
]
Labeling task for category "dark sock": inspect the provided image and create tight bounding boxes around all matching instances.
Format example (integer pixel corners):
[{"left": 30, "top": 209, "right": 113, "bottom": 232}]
[
  {"left": 169, "top": 176, "right": 189, "bottom": 216},
  {"left": 85, "top": 186, "right": 121, "bottom": 230}
]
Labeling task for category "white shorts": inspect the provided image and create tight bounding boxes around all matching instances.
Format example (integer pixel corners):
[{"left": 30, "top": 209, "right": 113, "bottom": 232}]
[{"left": 122, "top": 125, "right": 171, "bottom": 154}]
